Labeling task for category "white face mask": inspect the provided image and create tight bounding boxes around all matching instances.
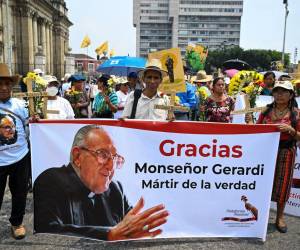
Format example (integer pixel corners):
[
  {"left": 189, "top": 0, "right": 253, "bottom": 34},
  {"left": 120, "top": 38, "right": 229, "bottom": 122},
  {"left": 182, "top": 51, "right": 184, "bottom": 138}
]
[{"left": 46, "top": 86, "right": 58, "bottom": 97}]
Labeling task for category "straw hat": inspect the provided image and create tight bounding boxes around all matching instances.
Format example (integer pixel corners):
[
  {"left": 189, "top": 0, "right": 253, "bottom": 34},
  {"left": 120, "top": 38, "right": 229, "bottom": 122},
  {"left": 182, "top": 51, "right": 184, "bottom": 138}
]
[
  {"left": 0, "top": 63, "right": 19, "bottom": 84},
  {"left": 138, "top": 59, "right": 168, "bottom": 79},
  {"left": 193, "top": 70, "right": 212, "bottom": 83}
]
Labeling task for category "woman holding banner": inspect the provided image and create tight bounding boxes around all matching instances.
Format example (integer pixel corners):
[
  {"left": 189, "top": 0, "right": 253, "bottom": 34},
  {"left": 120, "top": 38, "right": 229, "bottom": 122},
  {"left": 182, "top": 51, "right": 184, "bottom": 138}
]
[{"left": 246, "top": 81, "right": 300, "bottom": 233}]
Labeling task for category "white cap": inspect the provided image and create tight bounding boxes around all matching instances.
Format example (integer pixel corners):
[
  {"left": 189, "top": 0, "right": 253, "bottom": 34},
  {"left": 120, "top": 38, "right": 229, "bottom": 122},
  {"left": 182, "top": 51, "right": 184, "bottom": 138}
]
[
  {"left": 273, "top": 81, "right": 294, "bottom": 92},
  {"left": 33, "top": 68, "right": 44, "bottom": 76},
  {"left": 43, "top": 75, "right": 58, "bottom": 85}
]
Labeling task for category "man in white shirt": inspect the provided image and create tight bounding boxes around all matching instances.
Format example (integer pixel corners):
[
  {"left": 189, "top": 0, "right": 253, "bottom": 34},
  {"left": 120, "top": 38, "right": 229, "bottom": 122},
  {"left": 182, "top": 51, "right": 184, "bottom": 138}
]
[
  {"left": 43, "top": 75, "right": 74, "bottom": 119},
  {"left": 122, "top": 59, "right": 172, "bottom": 121},
  {"left": 115, "top": 80, "right": 129, "bottom": 119}
]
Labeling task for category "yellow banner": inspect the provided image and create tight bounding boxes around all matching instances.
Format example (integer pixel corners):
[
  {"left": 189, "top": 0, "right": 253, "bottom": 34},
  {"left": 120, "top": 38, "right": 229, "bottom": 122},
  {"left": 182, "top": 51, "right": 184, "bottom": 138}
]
[
  {"left": 95, "top": 41, "right": 109, "bottom": 55},
  {"left": 80, "top": 35, "right": 91, "bottom": 48}
]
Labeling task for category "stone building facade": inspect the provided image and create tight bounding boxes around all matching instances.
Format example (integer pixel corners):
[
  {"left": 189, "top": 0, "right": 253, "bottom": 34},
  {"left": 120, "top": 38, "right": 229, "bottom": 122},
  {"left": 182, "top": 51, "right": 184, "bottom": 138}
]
[{"left": 0, "top": 0, "right": 72, "bottom": 79}]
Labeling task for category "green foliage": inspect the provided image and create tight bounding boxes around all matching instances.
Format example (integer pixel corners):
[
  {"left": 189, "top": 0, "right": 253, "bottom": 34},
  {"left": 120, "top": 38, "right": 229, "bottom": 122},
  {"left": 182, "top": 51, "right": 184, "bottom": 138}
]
[
  {"left": 205, "top": 47, "right": 290, "bottom": 73},
  {"left": 185, "top": 50, "right": 205, "bottom": 72}
]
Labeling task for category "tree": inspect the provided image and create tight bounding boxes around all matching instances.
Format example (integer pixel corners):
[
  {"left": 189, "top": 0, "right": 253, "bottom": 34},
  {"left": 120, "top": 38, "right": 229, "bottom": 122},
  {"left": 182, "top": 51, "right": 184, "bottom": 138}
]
[{"left": 205, "top": 47, "right": 290, "bottom": 73}]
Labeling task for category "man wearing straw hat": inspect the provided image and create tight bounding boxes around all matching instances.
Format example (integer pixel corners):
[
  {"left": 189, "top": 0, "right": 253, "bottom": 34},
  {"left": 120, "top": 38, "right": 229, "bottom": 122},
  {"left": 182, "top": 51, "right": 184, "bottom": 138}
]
[
  {"left": 0, "top": 63, "right": 30, "bottom": 239},
  {"left": 192, "top": 70, "right": 213, "bottom": 97},
  {"left": 122, "top": 59, "right": 172, "bottom": 120}
]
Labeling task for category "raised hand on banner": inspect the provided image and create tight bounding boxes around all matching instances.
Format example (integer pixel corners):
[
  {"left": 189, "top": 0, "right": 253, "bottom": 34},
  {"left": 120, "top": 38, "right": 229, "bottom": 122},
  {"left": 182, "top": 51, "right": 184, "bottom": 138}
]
[{"left": 107, "top": 197, "right": 169, "bottom": 241}]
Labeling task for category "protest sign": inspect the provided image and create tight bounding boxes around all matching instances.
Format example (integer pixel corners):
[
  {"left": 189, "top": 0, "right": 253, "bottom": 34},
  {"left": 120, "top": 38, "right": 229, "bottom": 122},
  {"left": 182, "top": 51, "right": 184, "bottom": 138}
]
[
  {"left": 30, "top": 120, "right": 279, "bottom": 241},
  {"left": 148, "top": 48, "right": 186, "bottom": 93}
]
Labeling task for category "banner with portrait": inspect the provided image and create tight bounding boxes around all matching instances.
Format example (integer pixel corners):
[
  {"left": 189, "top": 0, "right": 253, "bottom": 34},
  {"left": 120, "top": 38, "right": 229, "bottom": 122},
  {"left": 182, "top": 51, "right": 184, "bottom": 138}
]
[
  {"left": 148, "top": 48, "right": 186, "bottom": 93},
  {"left": 232, "top": 95, "right": 300, "bottom": 217},
  {"left": 30, "top": 120, "right": 279, "bottom": 241}
]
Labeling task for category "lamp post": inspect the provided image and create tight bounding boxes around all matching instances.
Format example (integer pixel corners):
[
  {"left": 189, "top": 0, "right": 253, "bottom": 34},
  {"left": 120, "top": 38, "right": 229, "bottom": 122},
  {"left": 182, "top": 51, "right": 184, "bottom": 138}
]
[{"left": 281, "top": 0, "right": 289, "bottom": 66}]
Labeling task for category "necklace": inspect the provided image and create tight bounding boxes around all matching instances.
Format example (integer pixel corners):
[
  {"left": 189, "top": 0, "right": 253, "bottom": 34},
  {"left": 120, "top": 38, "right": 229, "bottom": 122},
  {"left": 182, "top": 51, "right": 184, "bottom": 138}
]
[
  {"left": 273, "top": 107, "right": 289, "bottom": 121},
  {"left": 212, "top": 94, "right": 225, "bottom": 102}
]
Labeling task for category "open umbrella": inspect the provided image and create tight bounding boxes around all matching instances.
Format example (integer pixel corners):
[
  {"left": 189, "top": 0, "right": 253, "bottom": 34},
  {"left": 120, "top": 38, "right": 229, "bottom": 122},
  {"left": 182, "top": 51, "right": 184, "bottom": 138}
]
[
  {"left": 224, "top": 69, "right": 239, "bottom": 78},
  {"left": 96, "top": 56, "right": 146, "bottom": 76},
  {"left": 223, "top": 59, "right": 252, "bottom": 71}
]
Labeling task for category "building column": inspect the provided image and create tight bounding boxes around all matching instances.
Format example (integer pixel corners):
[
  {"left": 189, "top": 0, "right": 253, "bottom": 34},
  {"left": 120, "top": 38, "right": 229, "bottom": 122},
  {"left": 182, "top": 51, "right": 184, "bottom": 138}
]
[
  {"left": 20, "top": 6, "right": 34, "bottom": 73},
  {"left": 49, "top": 24, "right": 53, "bottom": 74},
  {"left": 0, "top": 1, "right": 4, "bottom": 63},
  {"left": 41, "top": 19, "right": 46, "bottom": 57},
  {"left": 46, "top": 21, "right": 51, "bottom": 74},
  {"left": 53, "top": 26, "right": 65, "bottom": 80},
  {"left": 32, "top": 13, "right": 38, "bottom": 54}
]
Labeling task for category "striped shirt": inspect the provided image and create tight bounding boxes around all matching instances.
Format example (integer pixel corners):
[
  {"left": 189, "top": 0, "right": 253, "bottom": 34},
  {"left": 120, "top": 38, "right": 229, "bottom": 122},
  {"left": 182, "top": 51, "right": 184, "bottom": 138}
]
[{"left": 93, "top": 92, "right": 118, "bottom": 113}]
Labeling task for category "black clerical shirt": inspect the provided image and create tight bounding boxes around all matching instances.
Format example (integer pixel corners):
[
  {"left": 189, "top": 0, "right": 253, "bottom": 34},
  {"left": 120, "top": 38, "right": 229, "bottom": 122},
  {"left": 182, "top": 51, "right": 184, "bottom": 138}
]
[{"left": 33, "top": 164, "right": 132, "bottom": 240}]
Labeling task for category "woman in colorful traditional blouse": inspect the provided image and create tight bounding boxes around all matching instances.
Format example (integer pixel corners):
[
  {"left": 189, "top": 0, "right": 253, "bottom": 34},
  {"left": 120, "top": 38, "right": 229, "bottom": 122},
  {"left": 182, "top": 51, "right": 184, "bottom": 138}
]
[
  {"left": 202, "top": 77, "right": 235, "bottom": 123},
  {"left": 92, "top": 75, "right": 118, "bottom": 118},
  {"left": 246, "top": 81, "right": 300, "bottom": 233}
]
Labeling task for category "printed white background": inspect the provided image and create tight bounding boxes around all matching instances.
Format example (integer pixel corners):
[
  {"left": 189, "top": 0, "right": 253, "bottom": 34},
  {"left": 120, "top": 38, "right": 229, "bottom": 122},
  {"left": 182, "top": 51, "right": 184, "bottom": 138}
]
[{"left": 30, "top": 122, "right": 280, "bottom": 240}]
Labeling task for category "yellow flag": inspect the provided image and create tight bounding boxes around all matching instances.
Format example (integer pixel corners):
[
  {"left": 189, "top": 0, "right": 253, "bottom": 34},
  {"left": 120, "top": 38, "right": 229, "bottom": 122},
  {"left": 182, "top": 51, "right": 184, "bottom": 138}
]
[
  {"left": 95, "top": 41, "right": 109, "bottom": 55},
  {"left": 109, "top": 49, "right": 115, "bottom": 57},
  {"left": 80, "top": 35, "right": 91, "bottom": 48}
]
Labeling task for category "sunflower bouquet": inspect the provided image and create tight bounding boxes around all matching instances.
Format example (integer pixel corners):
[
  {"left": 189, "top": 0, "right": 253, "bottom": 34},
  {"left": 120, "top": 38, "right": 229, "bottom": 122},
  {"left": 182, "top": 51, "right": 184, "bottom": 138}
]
[
  {"left": 228, "top": 71, "right": 264, "bottom": 108},
  {"left": 197, "top": 86, "right": 210, "bottom": 121},
  {"left": 23, "top": 72, "right": 48, "bottom": 116},
  {"left": 65, "top": 87, "right": 83, "bottom": 104},
  {"left": 64, "top": 87, "right": 84, "bottom": 117}
]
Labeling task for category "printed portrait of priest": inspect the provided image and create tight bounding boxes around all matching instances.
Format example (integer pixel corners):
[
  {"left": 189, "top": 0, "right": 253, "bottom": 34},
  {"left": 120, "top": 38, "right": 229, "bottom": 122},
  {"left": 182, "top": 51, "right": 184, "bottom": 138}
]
[
  {"left": 0, "top": 114, "right": 17, "bottom": 146},
  {"left": 33, "top": 125, "right": 169, "bottom": 241}
]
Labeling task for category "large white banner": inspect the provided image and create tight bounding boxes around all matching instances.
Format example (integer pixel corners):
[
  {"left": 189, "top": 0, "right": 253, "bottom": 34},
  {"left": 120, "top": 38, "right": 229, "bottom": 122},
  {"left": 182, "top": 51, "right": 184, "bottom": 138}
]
[
  {"left": 233, "top": 95, "right": 300, "bottom": 217},
  {"left": 30, "top": 120, "right": 279, "bottom": 241}
]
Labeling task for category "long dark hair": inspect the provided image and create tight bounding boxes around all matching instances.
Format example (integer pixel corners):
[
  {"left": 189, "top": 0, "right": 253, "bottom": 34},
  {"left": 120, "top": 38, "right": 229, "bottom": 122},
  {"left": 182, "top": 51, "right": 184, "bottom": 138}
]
[{"left": 262, "top": 91, "right": 298, "bottom": 129}]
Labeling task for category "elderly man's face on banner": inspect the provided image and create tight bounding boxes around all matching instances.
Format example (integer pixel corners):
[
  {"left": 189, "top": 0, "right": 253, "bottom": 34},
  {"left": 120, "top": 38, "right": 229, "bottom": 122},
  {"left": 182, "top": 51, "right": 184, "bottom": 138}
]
[
  {"left": 0, "top": 116, "right": 16, "bottom": 140},
  {"left": 72, "top": 129, "right": 118, "bottom": 194}
]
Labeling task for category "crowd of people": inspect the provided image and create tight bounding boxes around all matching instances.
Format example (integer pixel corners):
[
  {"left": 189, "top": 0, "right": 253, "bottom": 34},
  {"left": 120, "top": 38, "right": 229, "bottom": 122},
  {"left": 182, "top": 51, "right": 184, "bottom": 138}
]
[{"left": 0, "top": 59, "right": 300, "bottom": 240}]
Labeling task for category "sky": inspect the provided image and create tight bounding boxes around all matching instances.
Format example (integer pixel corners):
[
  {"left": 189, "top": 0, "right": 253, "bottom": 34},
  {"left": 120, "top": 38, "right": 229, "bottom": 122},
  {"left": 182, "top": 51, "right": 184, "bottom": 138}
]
[{"left": 65, "top": 0, "right": 300, "bottom": 63}]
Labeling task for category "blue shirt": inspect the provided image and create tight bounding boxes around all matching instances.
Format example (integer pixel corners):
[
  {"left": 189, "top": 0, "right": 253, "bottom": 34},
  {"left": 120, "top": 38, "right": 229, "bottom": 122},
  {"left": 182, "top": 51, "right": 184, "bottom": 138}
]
[
  {"left": 0, "top": 98, "right": 29, "bottom": 166},
  {"left": 176, "top": 82, "right": 197, "bottom": 113}
]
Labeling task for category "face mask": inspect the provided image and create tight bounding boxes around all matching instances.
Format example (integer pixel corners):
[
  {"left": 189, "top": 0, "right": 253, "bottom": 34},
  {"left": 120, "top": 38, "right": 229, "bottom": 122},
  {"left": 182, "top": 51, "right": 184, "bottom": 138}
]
[{"left": 46, "top": 86, "right": 58, "bottom": 97}]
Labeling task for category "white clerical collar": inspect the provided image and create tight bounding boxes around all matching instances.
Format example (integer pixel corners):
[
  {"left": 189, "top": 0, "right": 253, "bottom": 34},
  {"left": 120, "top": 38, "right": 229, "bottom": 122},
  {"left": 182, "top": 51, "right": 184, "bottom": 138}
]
[{"left": 88, "top": 192, "right": 95, "bottom": 199}]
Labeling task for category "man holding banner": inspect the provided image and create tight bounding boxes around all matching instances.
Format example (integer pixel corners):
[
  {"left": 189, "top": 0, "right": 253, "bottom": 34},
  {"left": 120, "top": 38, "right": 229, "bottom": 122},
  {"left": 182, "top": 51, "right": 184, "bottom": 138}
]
[
  {"left": 33, "top": 125, "right": 169, "bottom": 241},
  {"left": 122, "top": 59, "right": 171, "bottom": 120}
]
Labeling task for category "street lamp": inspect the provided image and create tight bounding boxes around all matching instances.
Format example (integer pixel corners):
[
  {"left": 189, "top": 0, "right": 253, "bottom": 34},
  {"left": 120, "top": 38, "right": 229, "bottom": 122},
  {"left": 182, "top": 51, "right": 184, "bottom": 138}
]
[{"left": 281, "top": 0, "right": 289, "bottom": 66}]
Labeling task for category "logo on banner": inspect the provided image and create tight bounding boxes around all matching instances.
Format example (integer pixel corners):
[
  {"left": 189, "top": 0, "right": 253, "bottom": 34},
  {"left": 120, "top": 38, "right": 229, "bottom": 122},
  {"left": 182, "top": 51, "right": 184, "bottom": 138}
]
[
  {"left": 293, "top": 162, "right": 300, "bottom": 189},
  {"left": 222, "top": 196, "right": 258, "bottom": 225}
]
